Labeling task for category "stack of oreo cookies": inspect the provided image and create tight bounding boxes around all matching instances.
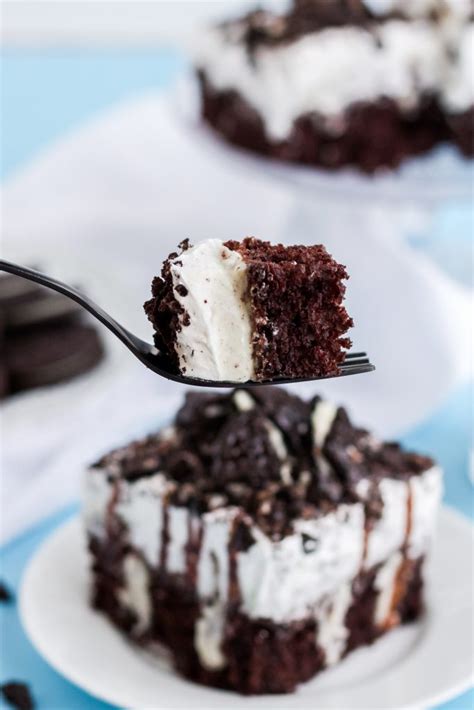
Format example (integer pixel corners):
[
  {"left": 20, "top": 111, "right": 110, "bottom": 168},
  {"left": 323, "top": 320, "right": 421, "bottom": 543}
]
[{"left": 0, "top": 273, "right": 104, "bottom": 398}]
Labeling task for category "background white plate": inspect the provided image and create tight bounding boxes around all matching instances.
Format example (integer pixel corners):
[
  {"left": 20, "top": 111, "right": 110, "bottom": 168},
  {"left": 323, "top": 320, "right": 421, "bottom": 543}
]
[{"left": 20, "top": 509, "right": 473, "bottom": 710}]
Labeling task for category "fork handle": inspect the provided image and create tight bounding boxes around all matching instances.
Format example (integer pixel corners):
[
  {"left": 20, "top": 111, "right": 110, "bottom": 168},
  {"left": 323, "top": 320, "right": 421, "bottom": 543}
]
[{"left": 0, "top": 259, "right": 154, "bottom": 356}]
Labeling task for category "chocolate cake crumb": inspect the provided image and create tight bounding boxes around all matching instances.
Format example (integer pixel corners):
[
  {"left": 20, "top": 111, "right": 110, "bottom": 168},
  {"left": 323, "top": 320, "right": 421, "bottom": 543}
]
[
  {"left": 0, "top": 581, "right": 13, "bottom": 603},
  {"left": 1, "top": 682, "right": 34, "bottom": 710}
]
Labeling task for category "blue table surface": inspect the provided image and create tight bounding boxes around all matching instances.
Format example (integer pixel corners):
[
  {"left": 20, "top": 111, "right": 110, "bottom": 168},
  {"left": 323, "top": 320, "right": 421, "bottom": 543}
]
[{"left": 1, "top": 49, "right": 473, "bottom": 710}]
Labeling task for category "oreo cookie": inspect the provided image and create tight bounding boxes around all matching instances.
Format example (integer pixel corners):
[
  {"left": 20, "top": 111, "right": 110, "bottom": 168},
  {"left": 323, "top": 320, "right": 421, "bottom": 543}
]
[{"left": 0, "top": 273, "right": 104, "bottom": 398}]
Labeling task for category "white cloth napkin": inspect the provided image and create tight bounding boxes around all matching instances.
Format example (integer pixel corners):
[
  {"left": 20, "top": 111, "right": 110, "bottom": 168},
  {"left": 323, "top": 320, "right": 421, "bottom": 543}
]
[{"left": 1, "top": 92, "right": 471, "bottom": 544}]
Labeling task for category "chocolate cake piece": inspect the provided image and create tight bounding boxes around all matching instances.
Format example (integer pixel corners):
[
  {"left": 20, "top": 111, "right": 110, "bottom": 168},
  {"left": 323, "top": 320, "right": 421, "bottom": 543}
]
[
  {"left": 0, "top": 274, "right": 104, "bottom": 398},
  {"left": 84, "top": 387, "right": 442, "bottom": 695},
  {"left": 144, "top": 238, "right": 353, "bottom": 382},
  {"left": 194, "top": 0, "right": 474, "bottom": 172}
]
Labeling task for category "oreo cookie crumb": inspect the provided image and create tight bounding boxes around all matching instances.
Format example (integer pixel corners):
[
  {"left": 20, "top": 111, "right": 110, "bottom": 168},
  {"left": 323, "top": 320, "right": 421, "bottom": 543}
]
[
  {"left": 1, "top": 682, "right": 34, "bottom": 710},
  {"left": 0, "top": 581, "right": 13, "bottom": 603}
]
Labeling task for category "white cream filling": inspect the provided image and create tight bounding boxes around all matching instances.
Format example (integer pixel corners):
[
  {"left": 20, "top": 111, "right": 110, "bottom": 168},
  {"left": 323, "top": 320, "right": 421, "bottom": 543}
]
[
  {"left": 82, "top": 467, "right": 111, "bottom": 538},
  {"left": 194, "top": 508, "right": 239, "bottom": 669},
  {"left": 196, "top": 19, "right": 454, "bottom": 139},
  {"left": 442, "top": 24, "right": 474, "bottom": 112},
  {"left": 118, "top": 554, "right": 152, "bottom": 634},
  {"left": 364, "top": 477, "right": 409, "bottom": 568},
  {"left": 232, "top": 389, "right": 255, "bottom": 412},
  {"left": 408, "top": 465, "right": 443, "bottom": 558},
  {"left": 311, "top": 400, "right": 338, "bottom": 449},
  {"left": 197, "top": 507, "right": 238, "bottom": 601},
  {"left": 115, "top": 474, "right": 169, "bottom": 567},
  {"left": 194, "top": 600, "right": 227, "bottom": 670},
  {"left": 170, "top": 240, "right": 254, "bottom": 382},
  {"left": 167, "top": 506, "right": 189, "bottom": 574},
  {"left": 263, "top": 418, "right": 293, "bottom": 484},
  {"left": 374, "top": 550, "right": 403, "bottom": 627},
  {"left": 315, "top": 582, "right": 353, "bottom": 666},
  {"left": 237, "top": 503, "right": 365, "bottom": 623}
]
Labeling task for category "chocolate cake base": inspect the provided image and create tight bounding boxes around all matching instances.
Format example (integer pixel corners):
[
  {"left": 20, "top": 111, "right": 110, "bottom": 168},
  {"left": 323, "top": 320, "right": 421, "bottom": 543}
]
[
  {"left": 89, "top": 533, "right": 424, "bottom": 695},
  {"left": 225, "top": 238, "right": 352, "bottom": 379},
  {"left": 199, "top": 73, "right": 473, "bottom": 173}
]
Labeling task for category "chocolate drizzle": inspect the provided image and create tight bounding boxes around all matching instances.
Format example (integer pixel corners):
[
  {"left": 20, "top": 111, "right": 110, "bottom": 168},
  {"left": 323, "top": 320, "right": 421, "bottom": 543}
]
[{"left": 159, "top": 498, "right": 171, "bottom": 570}]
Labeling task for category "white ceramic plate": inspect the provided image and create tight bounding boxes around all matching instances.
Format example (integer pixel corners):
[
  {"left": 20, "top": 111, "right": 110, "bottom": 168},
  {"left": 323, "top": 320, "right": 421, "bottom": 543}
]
[{"left": 20, "top": 508, "right": 473, "bottom": 710}]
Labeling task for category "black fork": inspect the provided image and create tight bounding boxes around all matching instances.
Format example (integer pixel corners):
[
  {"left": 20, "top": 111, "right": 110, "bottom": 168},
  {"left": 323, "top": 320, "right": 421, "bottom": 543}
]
[{"left": 0, "top": 260, "right": 375, "bottom": 387}]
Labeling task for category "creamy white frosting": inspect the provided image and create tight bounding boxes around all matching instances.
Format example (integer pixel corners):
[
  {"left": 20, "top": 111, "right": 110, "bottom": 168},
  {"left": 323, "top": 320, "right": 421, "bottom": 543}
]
[
  {"left": 374, "top": 550, "right": 403, "bottom": 626},
  {"left": 170, "top": 240, "right": 254, "bottom": 382},
  {"left": 232, "top": 389, "right": 255, "bottom": 412},
  {"left": 409, "top": 465, "right": 443, "bottom": 557},
  {"left": 263, "top": 418, "right": 293, "bottom": 484},
  {"left": 167, "top": 506, "right": 189, "bottom": 574},
  {"left": 365, "top": 477, "right": 409, "bottom": 568},
  {"left": 194, "top": 508, "right": 238, "bottom": 669},
  {"left": 442, "top": 23, "right": 474, "bottom": 111},
  {"left": 377, "top": 19, "right": 448, "bottom": 109},
  {"left": 197, "top": 507, "right": 238, "bottom": 601},
  {"left": 118, "top": 554, "right": 152, "bottom": 634},
  {"left": 311, "top": 400, "right": 338, "bottom": 448},
  {"left": 116, "top": 474, "right": 169, "bottom": 567},
  {"left": 315, "top": 582, "right": 353, "bottom": 666},
  {"left": 237, "top": 504, "right": 364, "bottom": 622},
  {"left": 195, "top": 601, "right": 227, "bottom": 670},
  {"left": 82, "top": 467, "right": 111, "bottom": 538}
]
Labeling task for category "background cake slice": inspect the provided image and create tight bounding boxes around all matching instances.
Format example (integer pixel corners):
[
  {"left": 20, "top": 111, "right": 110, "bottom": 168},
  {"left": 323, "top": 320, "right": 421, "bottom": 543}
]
[
  {"left": 144, "top": 237, "right": 353, "bottom": 382},
  {"left": 84, "top": 387, "right": 442, "bottom": 695},
  {"left": 195, "top": 0, "right": 474, "bottom": 172}
]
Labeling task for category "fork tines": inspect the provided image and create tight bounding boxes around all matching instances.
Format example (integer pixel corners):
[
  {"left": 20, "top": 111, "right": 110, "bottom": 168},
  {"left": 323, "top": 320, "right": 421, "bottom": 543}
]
[{"left": 340, "top": 352, "right": 374, "bottom": 375}]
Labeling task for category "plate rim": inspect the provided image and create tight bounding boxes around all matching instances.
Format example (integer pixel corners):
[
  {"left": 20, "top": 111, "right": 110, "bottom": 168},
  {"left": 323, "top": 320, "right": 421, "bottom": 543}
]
[{"left": 19, "top": 506, "right": 474, "bottom": 710}]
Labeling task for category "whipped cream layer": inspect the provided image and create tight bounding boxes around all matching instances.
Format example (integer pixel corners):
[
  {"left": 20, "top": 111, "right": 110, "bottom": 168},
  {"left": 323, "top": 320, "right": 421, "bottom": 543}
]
[
  {"left": 196, "top": 14, "right": 473, "bottom": 140},
  {"left": 169, "top": 239, "right": 254, "bottom": 382},
  {"left": 442, "top": 23, "right": 474, "bottom": 111}
]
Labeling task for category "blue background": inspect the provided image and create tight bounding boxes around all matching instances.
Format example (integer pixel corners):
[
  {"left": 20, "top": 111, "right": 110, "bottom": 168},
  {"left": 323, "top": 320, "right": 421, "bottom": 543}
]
[{"left": 0, "top": 49, "right": 473, "bottom": 710}]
